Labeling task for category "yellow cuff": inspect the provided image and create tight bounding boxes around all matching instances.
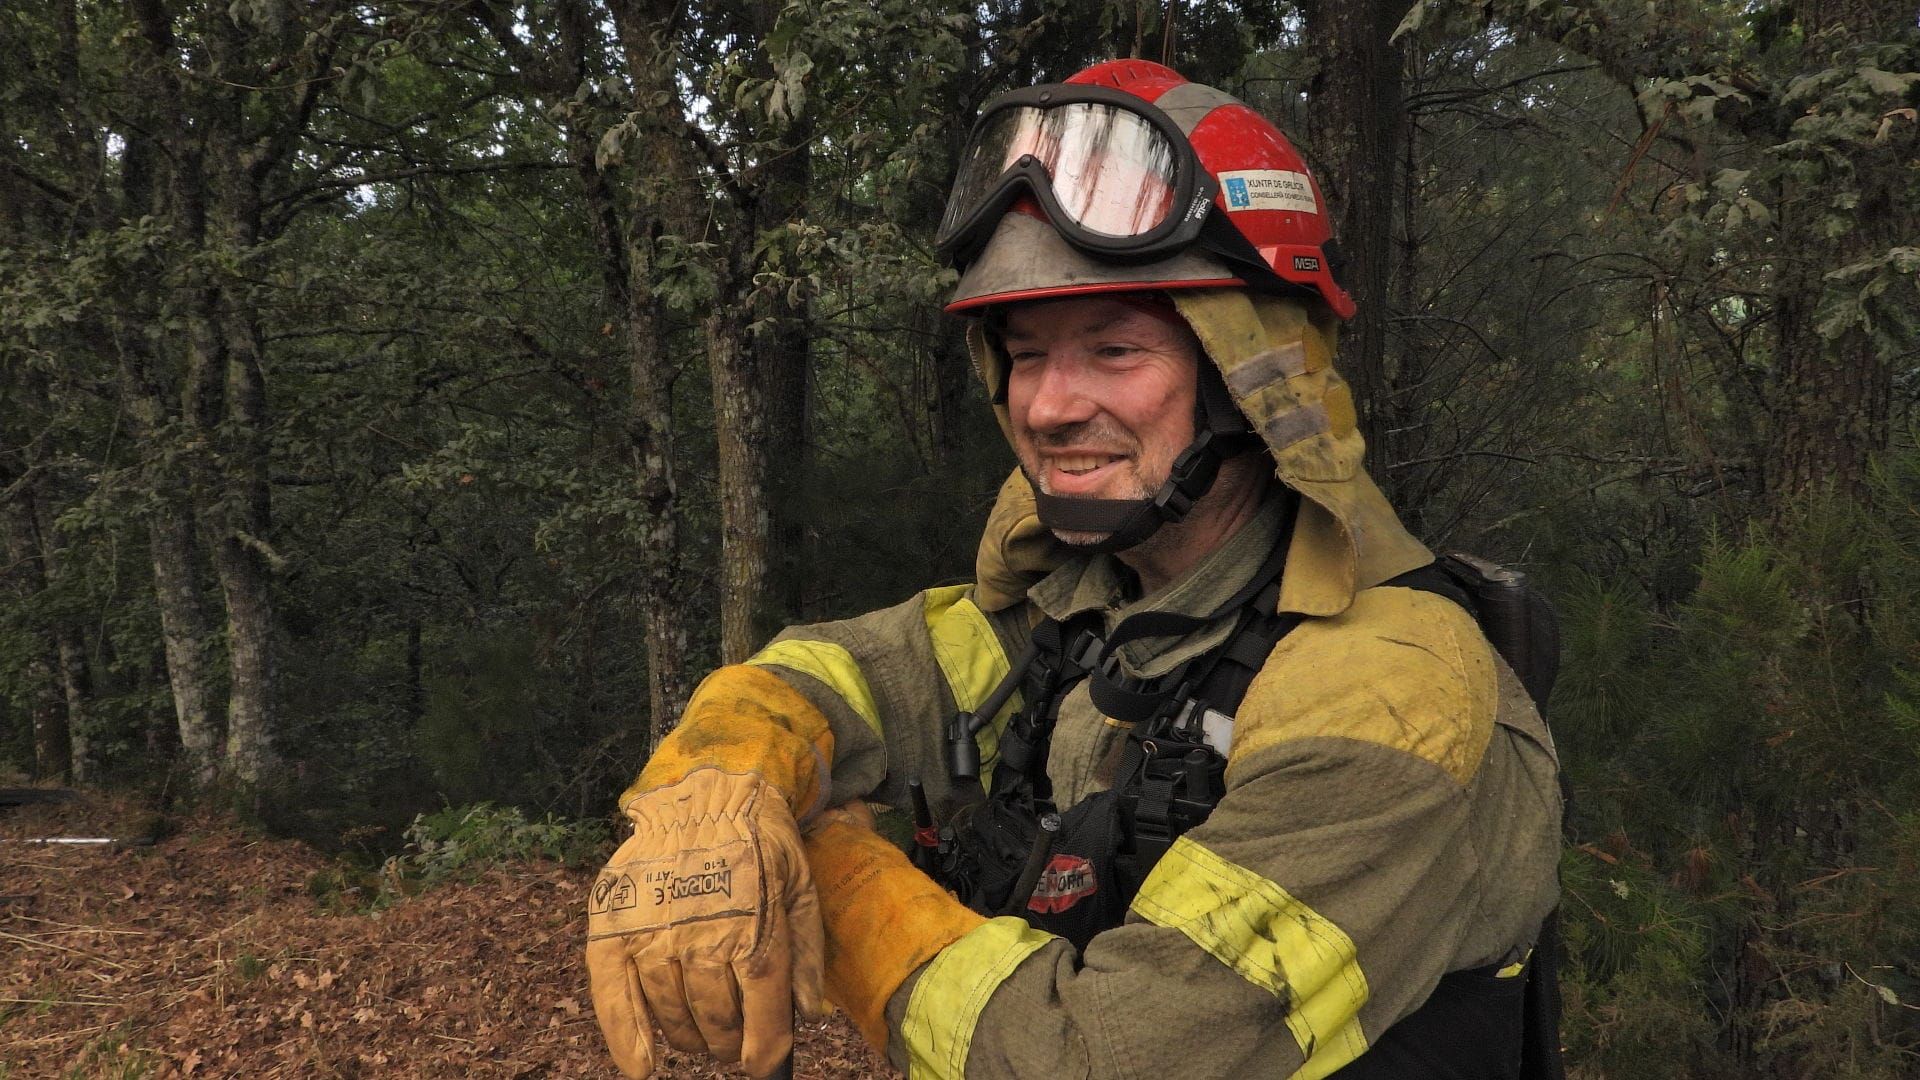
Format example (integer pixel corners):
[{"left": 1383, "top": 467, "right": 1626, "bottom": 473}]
[
  {"left": 628, "top": 664, "right": 836, "bottom": 818},
  {"left": 804, "top": 817, "right": 985, "bottom": 1047}
]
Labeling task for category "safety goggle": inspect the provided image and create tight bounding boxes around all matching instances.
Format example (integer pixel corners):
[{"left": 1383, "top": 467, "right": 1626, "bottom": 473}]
[{"left": 935, "top": 84, "right": 1220, "bottom": 267}]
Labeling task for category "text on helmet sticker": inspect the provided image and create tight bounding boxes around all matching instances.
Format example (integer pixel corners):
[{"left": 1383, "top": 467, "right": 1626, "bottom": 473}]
[{"left": 1219, "top": 170, "right": 1319, "bottom": 215}]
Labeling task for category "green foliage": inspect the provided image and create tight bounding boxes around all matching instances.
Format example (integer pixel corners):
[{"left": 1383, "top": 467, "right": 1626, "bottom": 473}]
[
  {"left": 232, "top": 952, "right": 267, "bottom": 982},
  {"left": 1559, "top": 848, "right": 1719, "bottom": 1076},
  {"left": 384, "top": 802, "right": 611, "bottom": 892},
  {"left": 1552, "top": 453, "right": 1920, "bottom": 1076},
  {"left": 305, "top": 867, "right": 380, "bottom": 915},
  {"left": 55, "top": 1022, "right": 157, "bottom": 1080}
]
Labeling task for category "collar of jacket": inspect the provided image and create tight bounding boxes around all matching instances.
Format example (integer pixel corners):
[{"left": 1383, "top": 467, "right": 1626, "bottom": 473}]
[
  {"left": 968, "top": 289, "right": 1431, "bottom": 617},
  {"left": 1024, "top": 487, "right": 1293, "bottom": 681}
]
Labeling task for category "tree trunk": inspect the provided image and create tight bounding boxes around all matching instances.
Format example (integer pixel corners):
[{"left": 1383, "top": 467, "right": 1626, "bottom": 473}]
[
  {"left": 406, "top": 619, "right": 424, "bottom": 726},
  {"left": 630, "top": 259, "right": 695, "bottom": 738},
  {"left": 147, "top": 494, "right": 222, "bottom": 779},
  {"left": 129, "top": 0, "right": 240, "bottom": 782},
  {"left": 0, "top": 362, "right": 87, "bottom": 782},
  {"left": 1384, "top": 51, "right": 1435, "bottom": 527},
  {"left": 28, "top": 651, "right": 71, "bottom": 782},
  {"left": 489, "top": 0, "right": 697, "bottom": 741},
  {"left": 214, "top": 539, "right": 277, "bottom": 782},
  {"left": 607, "top": 0, "right": 698, "bottom": 738},
  {"left": 115, "top": 284, "right": 221, "bottom": 782},
  {"left": 748, "top": 0, "right": 814, "bottom": 635},
  {"left": 1761, "top": 107, "right": 1905, "bottom": 514},
  {"left": 1301, "top": 0, "right": 1408, "bottom": 491},
  {"left": 29, "top": 495, "right": 93, "bottom": 782},
  {"left": 101, "top": 0, "right": 218, "bottom": 781},
  {"left": 210, "top": 246, "right": 280, "bottom": 785},
  {"left": 709, "top": 297, "right": 772, "bottom": 663},
  {"left": 0, "top": 497, "right": 72, "bottom": 783},
  {"left": 1764, "top": 260, "right": 1889, "bottom": 510},
  {"left": 756, "top": 151, "right": 812, "bottom": 637},
  {"left": 53, "top": 630, "right": 92, "bottom": 782},
  {"left": 188, "top": 6, "right": 295, "bottom": 788}
]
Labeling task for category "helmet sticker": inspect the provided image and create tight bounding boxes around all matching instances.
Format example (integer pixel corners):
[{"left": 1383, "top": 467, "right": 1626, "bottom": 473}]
[{"left": 1218, "top": 170, "right": 1319, "bottom": 214}]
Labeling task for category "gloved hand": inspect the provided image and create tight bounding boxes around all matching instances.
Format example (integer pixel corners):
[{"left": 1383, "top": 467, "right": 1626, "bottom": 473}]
[
  {"left": 587, "top": 767, "right": 828, "bottom": 1078},
  {"left": 804, "top": 803, "right": 986, "bottom": 1048}
]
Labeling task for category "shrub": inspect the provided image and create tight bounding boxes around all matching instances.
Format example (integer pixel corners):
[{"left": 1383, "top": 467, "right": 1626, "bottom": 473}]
[{"left": 382, "top": 802, "right": 611, "bottom": 896}]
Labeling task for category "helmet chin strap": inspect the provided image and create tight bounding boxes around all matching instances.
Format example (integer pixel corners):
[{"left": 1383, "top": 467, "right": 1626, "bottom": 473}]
[{"left": 1029, "top": 362, "right": 1259, "bottom": 555}]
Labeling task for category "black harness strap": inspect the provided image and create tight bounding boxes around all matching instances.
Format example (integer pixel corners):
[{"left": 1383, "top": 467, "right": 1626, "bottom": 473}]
[{"left": 1084, "top": 532, "right": 1293, "bottom": 724}]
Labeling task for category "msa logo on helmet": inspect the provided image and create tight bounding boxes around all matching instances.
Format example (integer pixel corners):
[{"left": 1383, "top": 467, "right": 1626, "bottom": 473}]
[
  {"left": 1292, "top": 255, "right": 1321, "bottom": 273},
  {"left": 1027, "top": 854, "right": 1098, "bottom": 915}
]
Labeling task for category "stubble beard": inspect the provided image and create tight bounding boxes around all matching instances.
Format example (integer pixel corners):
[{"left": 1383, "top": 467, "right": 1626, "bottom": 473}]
[
  {"left": 1020, "top": 456, "right": 1159, "bottom": 549},
  {"left": 1022, "top": 445, "right": 1270, "bottom": 571},
  {"left": 1045, "top": 476, "right": 1150, "bottom": 547}
]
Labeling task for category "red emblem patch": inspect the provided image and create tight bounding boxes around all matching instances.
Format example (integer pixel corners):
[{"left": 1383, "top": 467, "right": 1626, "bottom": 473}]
[{"left": 1027, "top": 854, "right": 1098, "bottom": 915}]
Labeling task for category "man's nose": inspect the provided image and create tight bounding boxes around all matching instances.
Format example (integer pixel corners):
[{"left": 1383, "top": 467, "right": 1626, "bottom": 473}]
[{"left": 1021, "top": 358, "right": 1097, "bottom": 432}]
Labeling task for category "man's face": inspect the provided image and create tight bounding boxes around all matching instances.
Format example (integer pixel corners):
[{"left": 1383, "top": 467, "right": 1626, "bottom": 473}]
[{"left": 1001, "top": 295, "right": 1200, "bottom": 546}]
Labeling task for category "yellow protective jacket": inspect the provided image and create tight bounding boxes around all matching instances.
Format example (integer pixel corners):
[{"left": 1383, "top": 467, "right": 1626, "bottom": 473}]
[{"left": 665, "top": 290, "right": 1563, "bottom": 1078}]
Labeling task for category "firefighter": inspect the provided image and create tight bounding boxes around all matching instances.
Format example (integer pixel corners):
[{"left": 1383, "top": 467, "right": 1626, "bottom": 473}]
[{"left": 586, "top": 60, "right": 1563, "bottom": 1080}]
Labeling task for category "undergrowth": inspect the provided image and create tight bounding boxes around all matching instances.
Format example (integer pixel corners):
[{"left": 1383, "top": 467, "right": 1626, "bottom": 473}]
[{"left": 393, "top": 802, "right": 609, "bottom": 905}]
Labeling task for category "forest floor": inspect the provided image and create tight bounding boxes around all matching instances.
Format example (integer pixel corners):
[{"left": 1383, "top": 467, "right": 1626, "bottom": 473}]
[{"left": 0, "top": 793, "right": 893, "bottom": 1079}]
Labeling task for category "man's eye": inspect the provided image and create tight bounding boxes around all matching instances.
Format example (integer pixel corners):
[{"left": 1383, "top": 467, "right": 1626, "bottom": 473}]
[
  {"left": 1097, "top": 344, "right": 1138, "bottom": 358},
  {"left": 1008, "top": 351, "right": 1044, "bottom": 365}
]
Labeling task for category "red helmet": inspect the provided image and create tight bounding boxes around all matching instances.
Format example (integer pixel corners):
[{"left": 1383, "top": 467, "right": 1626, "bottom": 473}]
[{"left": 942, "top": 59, "right": 1353, "bottom": 318}]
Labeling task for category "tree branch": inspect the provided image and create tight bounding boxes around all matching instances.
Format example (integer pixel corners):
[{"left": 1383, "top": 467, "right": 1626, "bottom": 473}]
[
  {"left": 264, "top": 159, "right": 571, "bottom": 208},
  {"left": 1404, "top": 63, "right": 1601, "bottom": 112},
  {"left": 0, "top": 157, "right": 80, "bottom": 207}
]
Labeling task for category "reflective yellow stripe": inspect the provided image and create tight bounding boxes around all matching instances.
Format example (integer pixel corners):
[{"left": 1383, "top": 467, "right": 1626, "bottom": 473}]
[
  {"left": 1130, "top": 836, "right": 1370, "bottom": 1079},
  {"left": 901, "top": 916, "right": 1055, "bottom": 1080},
  {"left": 922, "top": 585, "right": 1021, "bottom": 781},
  {"left": 747, "top": 639, "right": 883, "bottom": 738},
  {"left": 1496, "top": 950, "right": 1531, "bottom": 979}
]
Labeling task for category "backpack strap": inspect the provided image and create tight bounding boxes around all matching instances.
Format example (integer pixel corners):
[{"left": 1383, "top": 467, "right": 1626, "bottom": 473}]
[
  {"left": 1384, "top": 554, "right": 1561, "bottom": 710},
  {"left": 1384, "top": 556, "right": 1568, "bottom": 1080}
]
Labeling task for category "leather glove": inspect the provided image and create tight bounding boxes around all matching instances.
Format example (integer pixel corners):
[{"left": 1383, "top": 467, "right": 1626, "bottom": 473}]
[
  {"left": 803, "top": 804, "right": 985, "bottom": 1048},
  {"left": 587, "top": 767, "right": 828, "bottom": 1078}
]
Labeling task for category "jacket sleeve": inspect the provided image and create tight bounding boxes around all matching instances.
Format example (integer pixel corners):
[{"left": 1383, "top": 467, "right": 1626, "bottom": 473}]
[
  {"left": 871, "top": 586, "right": 1563, "bottom": 1080},
  {"left": 744, "top": 584, "right": 1030, "bottom": 814}
]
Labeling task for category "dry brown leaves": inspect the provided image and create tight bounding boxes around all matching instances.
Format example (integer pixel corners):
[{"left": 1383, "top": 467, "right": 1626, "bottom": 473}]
[{"left": 0, "top": 796, "right": 894, "bottom": 1079}]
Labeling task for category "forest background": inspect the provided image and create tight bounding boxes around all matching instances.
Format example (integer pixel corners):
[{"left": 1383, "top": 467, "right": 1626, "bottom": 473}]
[{"left": 2, "top": 0, "right": 1917, "bottom": 1075}]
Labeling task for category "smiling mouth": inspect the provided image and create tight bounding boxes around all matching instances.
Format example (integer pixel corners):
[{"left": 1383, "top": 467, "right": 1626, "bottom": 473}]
[{"left": 1052, "top": 454, "right": 1123, "bottom": 476}]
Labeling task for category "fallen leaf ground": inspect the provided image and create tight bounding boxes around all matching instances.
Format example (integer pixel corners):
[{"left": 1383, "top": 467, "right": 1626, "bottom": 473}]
[{"left": 0, "top": 794, "right": 895, "bottom": 1079}]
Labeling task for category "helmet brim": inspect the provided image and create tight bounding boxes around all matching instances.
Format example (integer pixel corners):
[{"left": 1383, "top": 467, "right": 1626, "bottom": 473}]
[{"left": 944, "top": 212, "right": 1244, "bottom": 315}]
